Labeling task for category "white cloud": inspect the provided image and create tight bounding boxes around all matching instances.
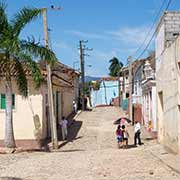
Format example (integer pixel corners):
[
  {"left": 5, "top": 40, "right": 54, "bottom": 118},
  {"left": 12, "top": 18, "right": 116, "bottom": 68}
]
[
  {"left": 111, "top": 47, "right": 137, "bottom": 54},
  {"left": 66, "top": 25, "right": 154, "bottom": 50},
  {"left": 86, "top": 67, "right": 107, "bottom": 77},
  {"left": 66, "top": 30, "right": 108, "bottom": 40},
  {"left": 53, "top": 42, "right": 70, "bottom": 49},
  {"left": 107, "top": 25, "right": 154, "bottom": 47},
  {"left": 93, "top": 50, "right": 116, "bottom": 59}
]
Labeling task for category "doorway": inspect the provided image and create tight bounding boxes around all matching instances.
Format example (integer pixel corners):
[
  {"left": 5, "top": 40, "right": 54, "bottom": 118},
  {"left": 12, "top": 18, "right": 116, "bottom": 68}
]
[{"left": 158, "top": 91, "right": 164, "bottom": 141}]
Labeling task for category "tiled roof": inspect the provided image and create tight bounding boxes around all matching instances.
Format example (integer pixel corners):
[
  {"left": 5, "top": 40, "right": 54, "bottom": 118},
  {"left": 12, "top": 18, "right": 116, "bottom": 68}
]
[
  {"left": 0, "top": 59, "right": 79, "bottom": 77},
  {"left": 101, "top": 77, "right": 119, "bottom": 81}
]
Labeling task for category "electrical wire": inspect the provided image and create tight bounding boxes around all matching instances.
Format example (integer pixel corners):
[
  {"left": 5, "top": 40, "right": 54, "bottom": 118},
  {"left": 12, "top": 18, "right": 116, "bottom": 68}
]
[
  {"left": 134, "top": 0, "right": 173, "bottom": 60},
  {"left": 132, "top": 0, "right": 167, "bottom": 57}
]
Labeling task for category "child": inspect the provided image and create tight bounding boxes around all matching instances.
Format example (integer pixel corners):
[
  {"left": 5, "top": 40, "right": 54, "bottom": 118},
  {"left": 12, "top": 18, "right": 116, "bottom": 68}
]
[
  {"left": 116, "top": 125, "right": 123, "bottom": 148},
  {"left": 122, "top": 125, "right": 129, "bottom": 148},
  {"left": 59, "top": 116, "right": 68, "bottom": 140}
]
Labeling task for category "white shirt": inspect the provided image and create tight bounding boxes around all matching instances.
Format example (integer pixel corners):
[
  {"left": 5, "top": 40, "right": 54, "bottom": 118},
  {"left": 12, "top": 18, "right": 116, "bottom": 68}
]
[
  {"left": 134, "top": 122, "right": 141, "bottom": 133},
  {"left": 59, "top": 119, "right": 68, "bottom": 129}
]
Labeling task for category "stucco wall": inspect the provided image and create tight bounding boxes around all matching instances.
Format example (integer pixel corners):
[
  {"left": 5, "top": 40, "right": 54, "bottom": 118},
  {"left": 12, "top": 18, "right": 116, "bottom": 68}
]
[
  {"left": 152, "top": 86, "right": 157, "bottom": 131},
  {"left": 156, "top": 36, "right": 180, "bottom": 153},
  {"left": 91, "top": 81, "right": 119, "bottom": 107},
  {"left": 164, "top": 12, "right": 180, "bottom": 45},
  {"left": 0, "top": 80, "right": 43, "bottom": 141},
  {"left": 0, "top": 67, "right": 79, "bottom": 148},
  {"left": 155, "top": 23, "right": 165, "bottom": 71},
  {"left": 62, "top": 91, "right": 74, "bottom": 118}
]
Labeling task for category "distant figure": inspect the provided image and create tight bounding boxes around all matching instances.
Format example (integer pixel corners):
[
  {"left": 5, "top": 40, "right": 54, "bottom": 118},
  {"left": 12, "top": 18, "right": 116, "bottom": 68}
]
[
  {"left": 77, "top": 97, "right": 82, "bottom": 110},
  {"left": 122, "top": 125, "right": 129, "bottom": 148},
  {"left": 148, "top": 120, "right": 152, "bottom": 132},
  {"left": 109, "top": 99, "right": 112, "bottom": 106},
  {"left": 59, "top": 116, "right": 68, "bottom": 140},
  {"left": 73, "top": 100, "right": 77, "bottom": 113},
  {"left": 116, "top": 125, "right": 123, "bottom": 148},
  {"left": 84, "top": 96, "right": 88, "bottom": 110},
  {"left": 134, "top": 121, "right": 142, "bottom": 146}
]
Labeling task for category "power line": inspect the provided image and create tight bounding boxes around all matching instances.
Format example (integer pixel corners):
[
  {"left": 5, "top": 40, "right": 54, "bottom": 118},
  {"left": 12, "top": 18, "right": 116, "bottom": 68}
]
[
  {"left": 134, "top": 0, "right": 172, "bottom": 60},
  {"left": 132, "top": 0, "right": 167, "bottom": 57},
  {"left": 78, "top": 40, "right": 92, "bottom": 110}
]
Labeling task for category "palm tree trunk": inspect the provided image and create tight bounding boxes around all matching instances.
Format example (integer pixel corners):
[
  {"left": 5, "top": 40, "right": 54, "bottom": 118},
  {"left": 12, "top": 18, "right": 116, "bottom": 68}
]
[{"left": 4, "top": 81, "right": 16, "bottom": 148}]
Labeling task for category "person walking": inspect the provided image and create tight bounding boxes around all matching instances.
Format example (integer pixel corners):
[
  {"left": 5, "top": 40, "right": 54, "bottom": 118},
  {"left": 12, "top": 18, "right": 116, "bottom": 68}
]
[
  {"left": 59, "top": 116, "right": 68, "bottom": 140},
  {"left": 84, "top": 96, "right": 88, "bottom": 110},
  {"left": 122, "top": 125, "right": 129, "bottom": 148},
  {"left": 116, "top": 125, "right": 123, "bottom": 148},
  {"left": 134, "top": 121, "right": 142, "bottom": 146},
  {"left": 73, "top": 100, "right": 77, "bottom": 113}
]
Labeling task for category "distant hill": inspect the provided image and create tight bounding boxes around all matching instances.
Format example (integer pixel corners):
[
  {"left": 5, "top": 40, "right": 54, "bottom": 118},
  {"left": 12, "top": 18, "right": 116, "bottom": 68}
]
[{"left": 85, "top": 76, "right": 101, "bottom": 82}]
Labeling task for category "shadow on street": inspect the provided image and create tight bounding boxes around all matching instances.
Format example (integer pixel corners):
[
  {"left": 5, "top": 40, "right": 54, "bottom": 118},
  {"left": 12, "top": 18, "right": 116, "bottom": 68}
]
[
  {"left": 0, "top": 177, "right": 23, "bottom": 180},
  {"left": 58, "top": 120, "right": 83, "bottom": 149}
]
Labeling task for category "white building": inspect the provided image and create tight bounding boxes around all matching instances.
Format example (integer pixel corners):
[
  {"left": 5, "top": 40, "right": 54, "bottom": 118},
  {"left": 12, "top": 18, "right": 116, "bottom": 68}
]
[
  {"left": 142, "top": 60, "right": 156, "bottom": 133},
  {"left": 156, "top": 11, "right": 180, "bottom": 154}
]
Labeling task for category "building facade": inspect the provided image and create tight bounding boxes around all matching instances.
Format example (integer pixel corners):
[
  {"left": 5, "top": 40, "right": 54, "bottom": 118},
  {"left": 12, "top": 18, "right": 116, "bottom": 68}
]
[
  {"left": 0, "top": 61, "right": 79, "bottom": 149},
  {"left": 142, "top": 60, "right": 157, "bottom": 133},
  {"left": 91, "top": 77, "right": 119, "bottom": 107},
  {"left": 120, "top": 67, "right": 129, "bottom": 111},
  {"left": 156, "top": 12, "right": 180, "bottom": 154}
]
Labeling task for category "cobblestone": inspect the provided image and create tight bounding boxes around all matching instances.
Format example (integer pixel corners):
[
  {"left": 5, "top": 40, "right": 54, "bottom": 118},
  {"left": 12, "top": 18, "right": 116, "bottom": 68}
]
[{"left": 0, "top": 107, "right": 180, "bottom": 180}]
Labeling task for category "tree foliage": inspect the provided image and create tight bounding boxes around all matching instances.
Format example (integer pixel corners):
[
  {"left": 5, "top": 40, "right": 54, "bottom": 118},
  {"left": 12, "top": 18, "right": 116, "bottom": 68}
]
[
  {"left": 109, "top": 57, "right": 123, "bottom": 77},
  {"left": 0, "top": 2, "right": 57, "bottom": 148}
]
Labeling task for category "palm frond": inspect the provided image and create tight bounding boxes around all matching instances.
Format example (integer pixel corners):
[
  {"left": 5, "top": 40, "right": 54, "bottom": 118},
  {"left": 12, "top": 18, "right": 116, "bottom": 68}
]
[
  {"left": 109, "top": 57, "right": 119, "bottom": 63},
  {"left": 18, "top": 53, "right": 43, "bottom": 89},
  {"left": 11, "top": 7, "right": 41, "bottom": 37},
  {"left": 109, "top": 57, "right": 124, "bottom": 77},
  {"left": 119, "top": 61, "right": 123, "bottom": 68},
  {"left": 13, "top": 58, "right": 28, "bottom": 97},
  {"left": 0, "top": 2, "right": 9, "bottom": 39},
  {"left": 20, "top": 38, "right": 57, "bottom": 65}
]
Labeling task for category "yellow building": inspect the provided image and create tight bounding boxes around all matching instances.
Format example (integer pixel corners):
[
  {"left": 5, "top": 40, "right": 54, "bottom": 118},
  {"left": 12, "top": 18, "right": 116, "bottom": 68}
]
[{"left": 0, "top": 61, "right": 79, "bottom": 149}]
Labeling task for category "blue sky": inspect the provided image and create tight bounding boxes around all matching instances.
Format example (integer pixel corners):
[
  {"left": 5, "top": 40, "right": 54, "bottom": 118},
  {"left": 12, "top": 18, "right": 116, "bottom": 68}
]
[{"left": 5, "top": 0, "right": 180, "bottom": 76}]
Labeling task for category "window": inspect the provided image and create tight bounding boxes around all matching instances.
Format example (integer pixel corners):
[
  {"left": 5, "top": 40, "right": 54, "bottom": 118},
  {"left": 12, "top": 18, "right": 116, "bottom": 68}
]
[
  {"left": 126, "top": 93, "right": 129, "bottom": 98},
  {"left": 0, "top": 94, "right": 5, "bottom": 109},
  {"left": 158, "top": 91, "right": 163, "bottom": 111},
  {"left": 0, "top": 94, "right": 15, "bottom": 109}
]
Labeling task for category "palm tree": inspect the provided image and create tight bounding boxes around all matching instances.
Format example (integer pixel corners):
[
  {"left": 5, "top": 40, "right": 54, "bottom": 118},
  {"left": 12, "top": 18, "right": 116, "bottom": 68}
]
[
  {"left": 0, "top": 2, "right": 57, "bottom": 148},
  {"left": 109, "top": 57, "right": 123, "bottom": 77}
]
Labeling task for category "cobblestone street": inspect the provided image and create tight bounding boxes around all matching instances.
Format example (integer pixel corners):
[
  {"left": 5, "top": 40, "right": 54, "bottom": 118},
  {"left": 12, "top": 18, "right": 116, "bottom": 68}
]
[{"left": 0, "top": 107, "right": 180, "bottom": 180}]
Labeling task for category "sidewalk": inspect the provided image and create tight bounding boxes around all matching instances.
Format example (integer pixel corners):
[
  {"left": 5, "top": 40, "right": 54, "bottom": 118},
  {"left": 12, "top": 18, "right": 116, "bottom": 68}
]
[
  {"left": 142, "top": 127, "right": 180, "bottom": 175},
  {"left": 147, "top": 142, "right": 180, "bottom": 175}
]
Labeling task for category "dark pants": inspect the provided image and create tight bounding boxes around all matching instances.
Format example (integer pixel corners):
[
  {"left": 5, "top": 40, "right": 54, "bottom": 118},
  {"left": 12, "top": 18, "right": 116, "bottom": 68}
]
[{"left": 134, "top": 131, "right": 141, "bottom": 145}]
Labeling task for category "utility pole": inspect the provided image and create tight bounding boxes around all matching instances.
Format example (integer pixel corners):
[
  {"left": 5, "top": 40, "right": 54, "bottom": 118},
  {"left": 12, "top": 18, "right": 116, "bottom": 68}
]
[
  {"left": 79, "top": 40, "right": 92, "bottom": 111},
  {"left": 118, "top": 75, "right": 121, "bottom": 107},
  {"left": 42, "top": 7, "right": 59, "bottom": 149},
  {"left": 128, "top": 56, "right": 133, "bottom": 124}
]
